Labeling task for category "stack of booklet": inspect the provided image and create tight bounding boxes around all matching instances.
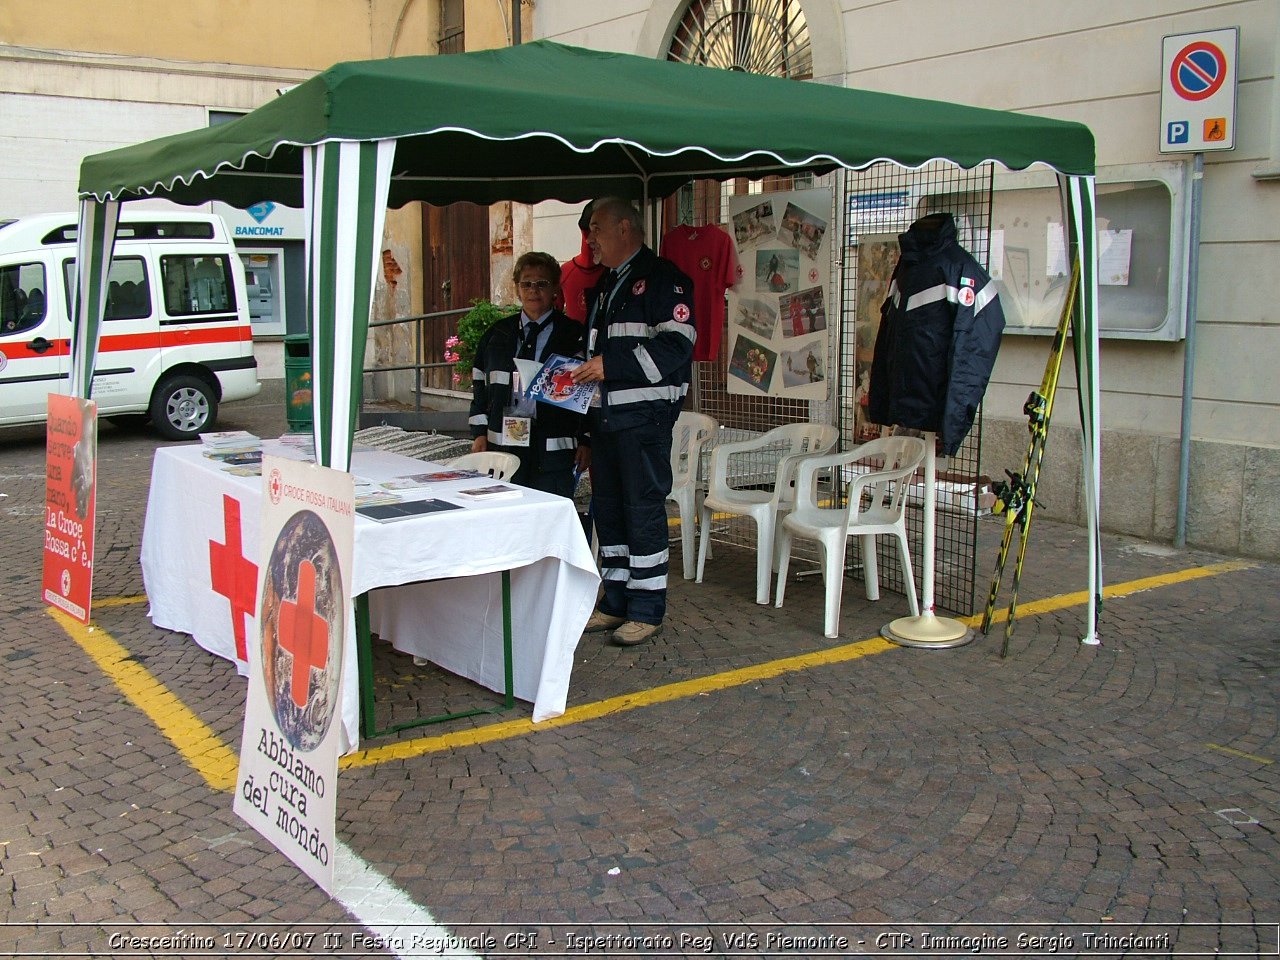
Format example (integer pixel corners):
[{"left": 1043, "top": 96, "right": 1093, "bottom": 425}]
[
  {"left": 377, "top": 468, "right": 484, "bottom": 491},
  {"left": 454, "top": 483, "right": 522, "bottom": 501},
  {"left": 200, "top": 431, "right": 263, "bottom": 475}
]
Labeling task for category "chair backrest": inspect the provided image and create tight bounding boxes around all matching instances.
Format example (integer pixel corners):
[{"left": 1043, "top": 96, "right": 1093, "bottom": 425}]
[
  {"left": 764, "top": 422, "right": 838, "bottom": 505},
  {"left": 845, "top": 436, "right": 927, "bottom": 521},
  {"left": 450, "top": 450, "right": 521, "bottom": 481},
  {"left": 765, "top": 422, "right": 838, "bottom": 459},
  {"left": 670, "top": 412, "right": 718, "bottom": 491}
]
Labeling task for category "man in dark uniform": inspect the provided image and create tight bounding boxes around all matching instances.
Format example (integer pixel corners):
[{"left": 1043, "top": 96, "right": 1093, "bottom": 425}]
[{"left": 571, "top": 198, "right": 696, "bottom": 646}]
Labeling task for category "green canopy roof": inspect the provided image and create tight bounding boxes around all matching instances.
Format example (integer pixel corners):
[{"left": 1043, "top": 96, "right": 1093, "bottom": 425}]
[{"left": 78, "top": 40, "right": 1094, "bottom": 208}]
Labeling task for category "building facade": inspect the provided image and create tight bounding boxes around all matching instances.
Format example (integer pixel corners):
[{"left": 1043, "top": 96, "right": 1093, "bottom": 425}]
[
  {"left": 530, "top": 1, "right": 1280, "bottom": 560},
  {"left": 0, "top": 0, "right": 523, "bottom": 379}
]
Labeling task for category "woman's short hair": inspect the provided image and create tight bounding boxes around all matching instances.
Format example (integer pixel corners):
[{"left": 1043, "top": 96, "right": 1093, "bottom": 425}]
[{"left": 512, "top": 251, "right": 561, "bottom": 286}]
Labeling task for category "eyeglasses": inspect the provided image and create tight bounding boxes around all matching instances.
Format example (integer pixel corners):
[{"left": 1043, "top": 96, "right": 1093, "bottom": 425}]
[{"left": 518, "top": 280, "right": 554, "bottom": 291}]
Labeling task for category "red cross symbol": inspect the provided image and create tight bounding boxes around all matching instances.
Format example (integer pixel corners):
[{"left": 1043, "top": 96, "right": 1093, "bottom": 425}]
[
  {"left": 277, "top": 559, "right": 329, "bottom": 709},
  {"left": 549, "top": 368, "right": 577, "bottom": 398},
  {"left": 209, "top": 495, "right": 258, "bottom": 661}
]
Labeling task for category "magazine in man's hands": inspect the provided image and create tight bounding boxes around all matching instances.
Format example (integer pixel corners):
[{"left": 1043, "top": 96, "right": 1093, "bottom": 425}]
[{"left": 526, "top": 353, "right": 597, "bottom": 415}]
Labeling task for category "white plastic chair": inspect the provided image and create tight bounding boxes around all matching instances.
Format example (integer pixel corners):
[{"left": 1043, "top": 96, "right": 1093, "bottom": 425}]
[
  {"left": 775, "top": 435, "right": 927, "bottom": 638},
  {"left": 449, "top": 450, "right": 521, "bottom": 481},
  {"left": 696, "top": 422, "right": 838, "bottom": 604},
  {"left": 667, "top": 412, "right": 719, "bottom": 580}
]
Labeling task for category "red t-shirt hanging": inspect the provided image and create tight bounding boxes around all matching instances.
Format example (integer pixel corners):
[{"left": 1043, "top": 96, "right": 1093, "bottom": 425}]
[{"left": 660, "top": 223, "right": 737, "bottom": 362}]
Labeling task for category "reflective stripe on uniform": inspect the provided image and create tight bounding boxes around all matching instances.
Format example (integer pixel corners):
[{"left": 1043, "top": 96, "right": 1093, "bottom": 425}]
[
  {"left": 904, "top": 283, "right": 959, "bottom": 313},
  {"left": 654, "top": 320, "right": 695, "bottom": 341},
  {"left": 608, "top": 322, "right": 651, "bottom": 339},
  {"left": 630, "top": 548, "right": 669, "bottom": 567},
  {"left": 628, "top": 575, "right": 667, "bottom": 591},
  {"left": 488, "top": 370, "right": 511, "bottom": 385},
  {"left": 469, "top": 413, "right": 487, "bottom": 425},
  {"left": 608, "top": 384, "right": 683, "bottom": 405},
  {"left": 634, "top": 345, "right": 662, "bottom": 384},
  {"left": 973, "top": 279, "right": 998, "bottom": 313},
  {"left": 545, "top": 436, "right": 577, "bottom": 451},
  {"left": 599, "top": 544, "right": 629, "bottom": 557}
]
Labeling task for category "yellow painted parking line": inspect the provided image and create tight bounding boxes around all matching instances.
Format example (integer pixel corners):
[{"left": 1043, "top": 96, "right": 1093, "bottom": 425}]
[
  {"left": 345, "top": 558, "right": 1255, "bottom": 767},
  {"left": 89, "top": 594, "right": 147, "bottom": 608},
  {"left": 341, "top": 636, "right": 896, "bottom": 769},
  {"left": 967, "top": 559, "right": 1252, "bottom": 626},
  {"left": 47, "top": 607, "right": 240, "bottom": 792},
  {"left": 64, "top": 558, "right": 1256, "bottom": 776},
  {"left": 1206, "top": 743, "right": 1273, "bottom": 765}
]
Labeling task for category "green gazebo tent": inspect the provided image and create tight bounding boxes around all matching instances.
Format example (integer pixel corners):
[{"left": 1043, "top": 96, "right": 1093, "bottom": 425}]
[{"left": 74, "top": 39, "right": 1102, "bottom": 643}]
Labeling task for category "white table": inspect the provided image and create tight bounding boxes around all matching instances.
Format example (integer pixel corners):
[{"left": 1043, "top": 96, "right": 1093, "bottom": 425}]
[{"left": 140, "top": 442, "right": 600, "bottom": 749}]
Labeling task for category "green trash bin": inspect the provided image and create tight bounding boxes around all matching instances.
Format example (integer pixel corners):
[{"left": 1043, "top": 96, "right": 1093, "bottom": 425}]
[{"left": 283, "top": 334, "right": 313, "bottom": 433}]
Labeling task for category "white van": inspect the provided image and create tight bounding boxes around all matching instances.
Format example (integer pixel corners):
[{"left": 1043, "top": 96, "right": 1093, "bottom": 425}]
[{"left": 0, "top": 211, "right": 260, "bottom": 439}]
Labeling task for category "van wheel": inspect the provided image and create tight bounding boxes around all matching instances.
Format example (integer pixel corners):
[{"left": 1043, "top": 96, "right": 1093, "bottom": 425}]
[{"left": 150, "top": 375, "right": 218, "bottom": 440}]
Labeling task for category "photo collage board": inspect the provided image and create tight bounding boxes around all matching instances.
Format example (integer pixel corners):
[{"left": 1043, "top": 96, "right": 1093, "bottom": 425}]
[{"left": 726, "top": 188, "right": 832, "bottom": 400}]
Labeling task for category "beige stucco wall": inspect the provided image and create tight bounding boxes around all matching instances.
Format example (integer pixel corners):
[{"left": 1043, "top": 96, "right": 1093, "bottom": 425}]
[
  {"left": 531, "top": 0, "right": 1280, "bottom": 559},
  {"left": 0, "top": 0, "right": 435, "bottom": 69}
]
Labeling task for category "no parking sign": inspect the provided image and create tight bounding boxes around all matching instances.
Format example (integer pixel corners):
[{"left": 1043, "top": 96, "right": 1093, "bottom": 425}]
[{"left": 1160, "top": 27, "right": 1238, "bottom": 152}]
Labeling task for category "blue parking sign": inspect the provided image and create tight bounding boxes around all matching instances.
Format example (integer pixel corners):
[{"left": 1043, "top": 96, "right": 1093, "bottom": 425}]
[{"left": 1167, "top": 120, "right": 1190, "bottom": 144}]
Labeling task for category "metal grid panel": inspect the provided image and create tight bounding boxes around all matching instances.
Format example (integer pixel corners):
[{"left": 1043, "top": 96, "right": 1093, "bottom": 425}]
[
  {"left": 838, "top": 162, "right": 994, "bottom": 615},
  {"left": 670, "top": 165, "right": 991, "bottom": 613},
  {"left": 677, "top": 174, "right": 830, "bottom": 572}
]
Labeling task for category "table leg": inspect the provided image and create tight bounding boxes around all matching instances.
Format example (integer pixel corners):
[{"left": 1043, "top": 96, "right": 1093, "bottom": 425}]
[{"left": 356, "top": 570, "right": 516, "bottom": 739}]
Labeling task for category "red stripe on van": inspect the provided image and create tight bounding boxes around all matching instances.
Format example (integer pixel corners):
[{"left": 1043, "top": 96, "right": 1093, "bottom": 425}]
[{"left": 2, "top": 324, "right": 250, "bottom": 360}]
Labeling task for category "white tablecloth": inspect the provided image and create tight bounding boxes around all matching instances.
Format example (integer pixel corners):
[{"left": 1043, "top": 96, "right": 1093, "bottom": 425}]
[{"left": 140, "top": 443, "right": 599, "bottom": 748}]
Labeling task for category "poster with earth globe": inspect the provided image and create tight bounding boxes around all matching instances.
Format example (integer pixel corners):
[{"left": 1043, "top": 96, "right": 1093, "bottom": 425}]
[
  {"left": 234, "top": 455, "right": 353, "bottom": 894},
  {"left": 726, "top": 187, "right": 831, "bottom": 400}
]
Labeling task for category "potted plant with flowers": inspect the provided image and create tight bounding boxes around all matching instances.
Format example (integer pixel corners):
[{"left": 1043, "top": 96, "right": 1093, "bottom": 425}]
[{"left": 446, "top": 298, "right": 513, "bottom": 387}]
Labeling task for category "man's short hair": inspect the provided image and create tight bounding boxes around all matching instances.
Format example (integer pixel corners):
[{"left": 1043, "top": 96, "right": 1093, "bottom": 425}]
[
  {"left": 593, "top": 197, "right": 645, "bottom": 241},
  {"left": 512, "top": 251, "right": 561, "bottom": 286}
]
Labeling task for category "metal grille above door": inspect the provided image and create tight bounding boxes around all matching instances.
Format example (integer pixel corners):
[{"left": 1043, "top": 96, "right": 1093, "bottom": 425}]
[{"left": 668, "top": 0, "right": 812, "bottom": 79}]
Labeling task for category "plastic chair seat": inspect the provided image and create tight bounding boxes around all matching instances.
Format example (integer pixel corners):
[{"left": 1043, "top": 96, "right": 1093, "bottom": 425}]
[
  {"left": 696, "top": 422, "right": 838, "bottom": 604},
  {"left": 775, "top": 436, "right": 927, "bottom": 638}
]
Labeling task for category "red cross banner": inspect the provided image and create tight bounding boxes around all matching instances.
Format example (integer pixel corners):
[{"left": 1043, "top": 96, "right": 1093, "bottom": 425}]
[
  {"left": 234, "top": 454, "right": 353, "bottom": 895},
  {"left": 42, "top": 394, "right": 98, "bottom": 623},
  {"left": 209, "top": 495, "right": 258, "bottom": 663}
]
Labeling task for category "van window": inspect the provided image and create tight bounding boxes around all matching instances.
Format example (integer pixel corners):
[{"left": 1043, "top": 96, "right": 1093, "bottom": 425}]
[
  {"left": 61, "top": 257, "right": 151, "bottom": 321},
  {"left": 161, "top": 255, "right": 236, "bottom": 317},
  {"left": 0, "top": 261, "right": 47, "bottom": 335},
  {"left": 43, "top": 221, "right": 216, "bottom": 244}
]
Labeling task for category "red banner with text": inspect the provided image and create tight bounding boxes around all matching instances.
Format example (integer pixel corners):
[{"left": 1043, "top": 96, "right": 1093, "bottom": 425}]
[{"left": 42, "top": 394, "right": 98, "bottom": 623}]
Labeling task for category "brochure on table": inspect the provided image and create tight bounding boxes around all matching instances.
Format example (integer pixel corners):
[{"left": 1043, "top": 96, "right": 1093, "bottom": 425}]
[
  {"left": 726, "top": 188, "right": 832, "bottom": 400},
  {"left": 234, "top": 454, "right": 353, "bottom": 895}
]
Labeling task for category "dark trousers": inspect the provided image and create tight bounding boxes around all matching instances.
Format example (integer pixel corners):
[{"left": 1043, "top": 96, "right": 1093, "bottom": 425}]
[
  {"left": 501, "top": 444, "right": 576, "bottom": 499},
  {"left": 592, "top": 418, "right": 674, "bottom": 625}
]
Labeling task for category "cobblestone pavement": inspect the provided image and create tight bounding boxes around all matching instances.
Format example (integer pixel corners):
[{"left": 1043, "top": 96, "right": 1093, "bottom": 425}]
[{"left": 1, "top": 394, "right": 1276, "bottom": 958}]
